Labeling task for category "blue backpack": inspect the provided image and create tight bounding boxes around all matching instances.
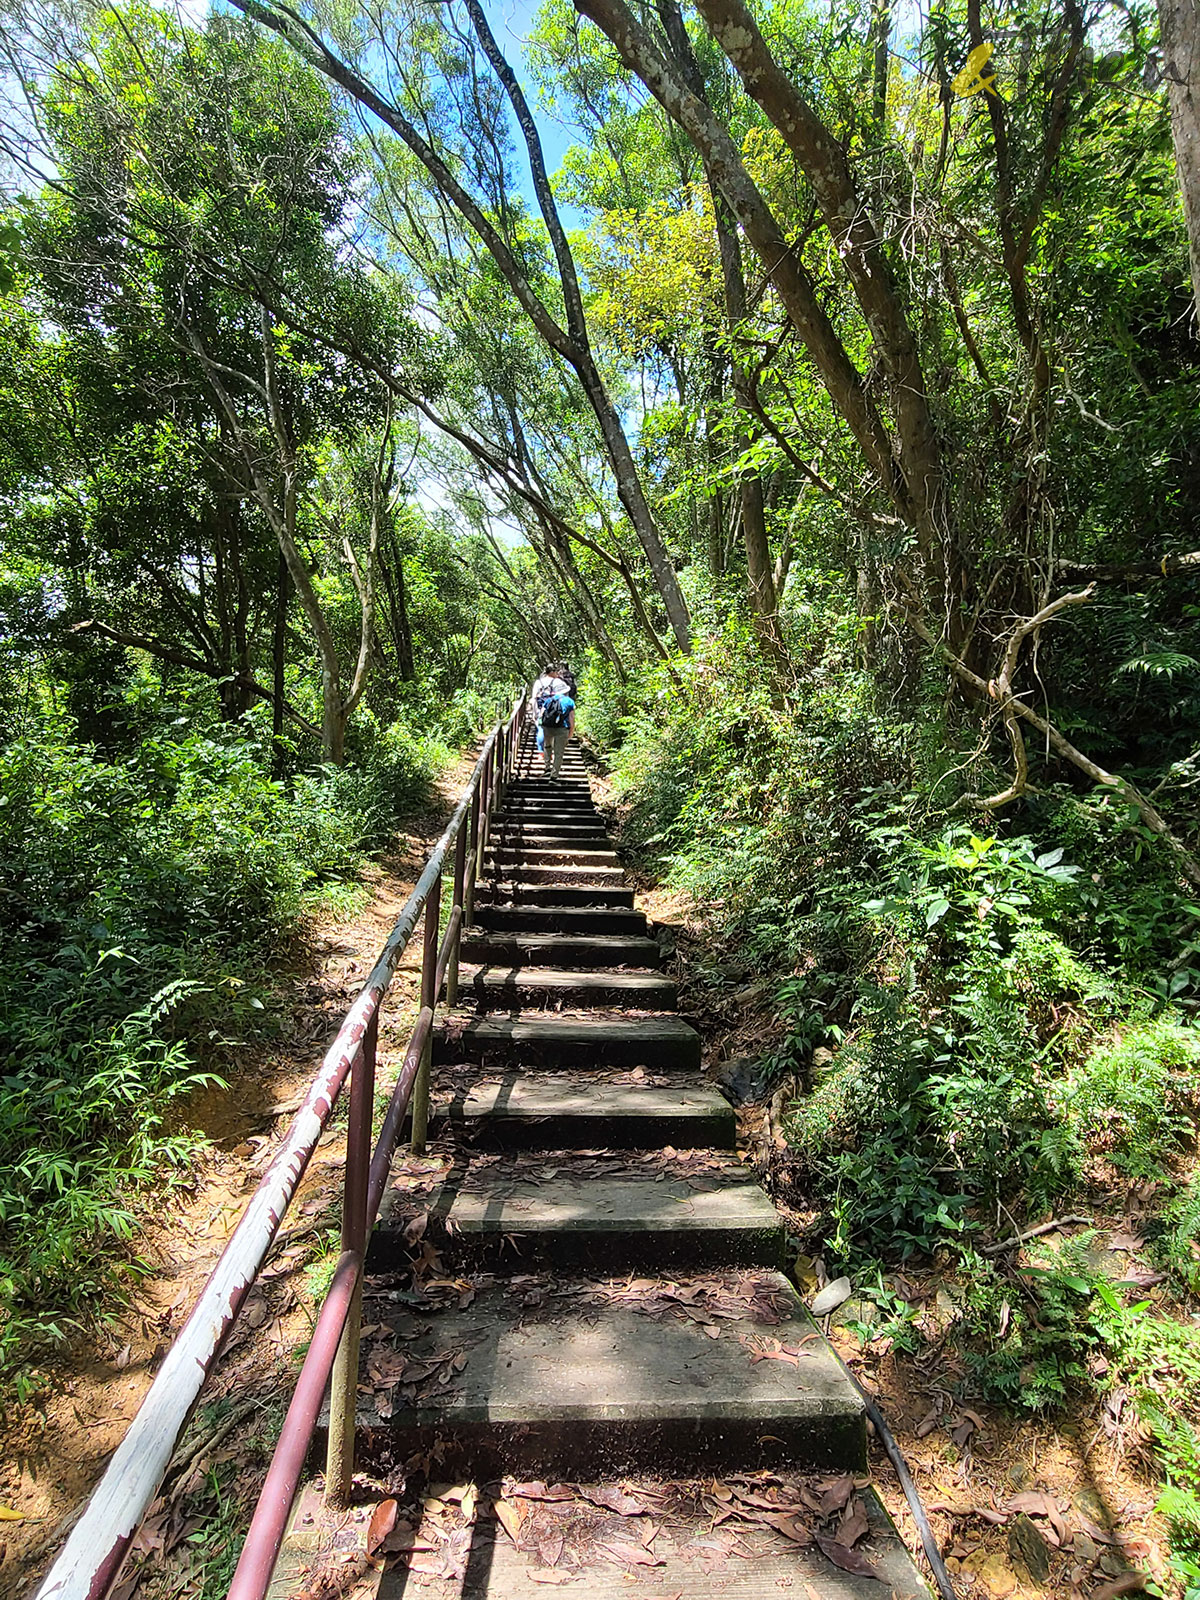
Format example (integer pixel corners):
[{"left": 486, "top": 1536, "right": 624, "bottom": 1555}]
[{"left": 541, "top": 693, "right": 573, "bottom": 730}]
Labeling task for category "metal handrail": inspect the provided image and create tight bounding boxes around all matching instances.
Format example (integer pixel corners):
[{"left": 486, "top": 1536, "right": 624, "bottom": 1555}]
[{"left": 35, "top": 691, "right": 528, "bottom": 1600}]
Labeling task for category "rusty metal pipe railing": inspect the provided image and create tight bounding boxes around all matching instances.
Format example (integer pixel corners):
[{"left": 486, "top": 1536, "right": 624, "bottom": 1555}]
[
  {"left": 36, "top": 691, "right": 527, "bottom": 1600},
  {"left": 227, "top": 1247, "right": 363, "bottom": 1597}
]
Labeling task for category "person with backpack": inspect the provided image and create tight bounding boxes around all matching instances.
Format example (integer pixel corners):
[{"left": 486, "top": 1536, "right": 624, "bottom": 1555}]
[
  {"left": 530, "top": 665, "right": 564, "bottom": 754},
  {"left": 538, "top": 677, "right": 576, "bottom": 779},
  {"left": 556, "top": 661, "right": 578, "bottom": 701}
]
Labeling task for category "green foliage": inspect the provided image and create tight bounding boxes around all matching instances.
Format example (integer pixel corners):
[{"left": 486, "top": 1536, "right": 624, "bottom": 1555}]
[
  {"left": 0, "top": 706, "right": 445, "bottom": 1384},
  {"left": 1065, "top": 1017, "right": 1200, "bottom": 1179},
  {"left": 1155, "top": 1178, "right": 1200, "bottom": 1296},
  {"left": 601, "top": 610, "right": 1200, "bottom": 1271}
]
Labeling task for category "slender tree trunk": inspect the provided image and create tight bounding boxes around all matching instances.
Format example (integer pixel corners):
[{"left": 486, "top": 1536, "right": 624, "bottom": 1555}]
[
  {"left": 271, "top": 547, "right": 289, "bottom": 768},
  {"left": 380, "top": 537, "right": 416, "bottom": 681},
  {"left": 871, "top": 0, "right": 890, "bottom": 127},
  {"left": 658, "top": 0, "right": 777, "bottom": 620},
  {"left": 1160, "top": 0, "right": 1200, "bottom": 323}
]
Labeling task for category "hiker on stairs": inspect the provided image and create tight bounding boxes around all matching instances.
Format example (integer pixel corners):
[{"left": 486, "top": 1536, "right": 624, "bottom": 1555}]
[
  {"left": 539, "top": 680, "right": 575, "bottom": 779},
  {"left": 530, "top": 664, "right": 566, "bottom": 757}
]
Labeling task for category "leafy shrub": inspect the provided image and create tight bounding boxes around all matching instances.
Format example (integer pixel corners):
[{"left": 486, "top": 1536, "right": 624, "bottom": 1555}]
[
  {"left": 1155, "top": 1177, "right": 1200, "bottom": 1295},
  {"left": 597, "top": 608, "right": 1200, "bottom": 1278},
  {"left": 1065, "top": 1016, "right": 1200, "bottom": 1178},
  {"left": 0, "top": 712, "right": 445, "bottom": 1386}
]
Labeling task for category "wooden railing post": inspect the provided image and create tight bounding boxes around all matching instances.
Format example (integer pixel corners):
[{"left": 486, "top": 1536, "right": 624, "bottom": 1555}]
[
  {"left": 478, "top": 741, "right": 494, "bottom": 871},
  {"left": 445, "top": 819, "right": 468, "bottom": 1008},
  {"left": 324, "top": 1005, "right": 377, "bottom": 1506},
  {"left": 410, "top": 873, "right": 441, "bottom": 1154},
  {"left": 464, "top": 786, "right": 482, "bottom": 928}
]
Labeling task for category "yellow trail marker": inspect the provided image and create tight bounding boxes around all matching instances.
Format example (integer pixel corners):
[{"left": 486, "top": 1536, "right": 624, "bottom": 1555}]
[{"left": 951, "top": 41, "right": 1000, "bottom": 97}]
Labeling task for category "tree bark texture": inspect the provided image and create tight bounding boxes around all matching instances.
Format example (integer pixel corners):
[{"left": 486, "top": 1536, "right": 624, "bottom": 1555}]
[{"left": 1160, "top": 0, "right": 1200, "bottom": 323}]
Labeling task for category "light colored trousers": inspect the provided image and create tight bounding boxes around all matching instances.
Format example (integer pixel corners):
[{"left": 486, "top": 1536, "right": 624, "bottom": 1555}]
[{"left": 542, "top": 726, "right": 569, "bottom": 776}]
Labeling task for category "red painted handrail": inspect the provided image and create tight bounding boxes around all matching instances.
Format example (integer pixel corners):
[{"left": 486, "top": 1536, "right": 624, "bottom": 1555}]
[{"left": 35, "top": 692, "right": 528, "bottom": 1600}]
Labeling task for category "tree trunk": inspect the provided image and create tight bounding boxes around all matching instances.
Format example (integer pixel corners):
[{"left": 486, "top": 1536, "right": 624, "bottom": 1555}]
[
  {"left": 271, "top": 547, "right": 289, "bottom": 768},
  {"left": 871, "top": 0, "right": 890, "bottom": 128},
  {"left": 689, "top": 0, "right": 943, "bottom": 566},
  {"left": 380, "top": 536, "right": 416, "bottom": 681},
  {"left": 1160, "top": 0, "right": 1200, "bottom": 322}
]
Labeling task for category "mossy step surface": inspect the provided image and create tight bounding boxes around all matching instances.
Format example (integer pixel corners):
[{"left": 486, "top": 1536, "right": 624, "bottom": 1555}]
[
  {"left": 433, "top": 1012, "right": 701, "bottom": 1070},
  {"left": 430, "top": 1071, "right": 733, "bottom": 1148},
  {"left": 345, "top": 1268, "right": 865, "bottom": 1474}
]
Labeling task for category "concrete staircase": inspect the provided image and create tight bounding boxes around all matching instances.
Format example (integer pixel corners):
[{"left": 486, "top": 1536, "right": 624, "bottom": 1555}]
[{"left": 282, "top": 735, "right": 929, "bottom": 1599}]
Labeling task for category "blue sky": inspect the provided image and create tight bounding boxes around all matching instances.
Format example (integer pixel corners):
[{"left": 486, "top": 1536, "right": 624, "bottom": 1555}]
[{"left": 481, "top": 0, "right": 582, "bottom": 215}]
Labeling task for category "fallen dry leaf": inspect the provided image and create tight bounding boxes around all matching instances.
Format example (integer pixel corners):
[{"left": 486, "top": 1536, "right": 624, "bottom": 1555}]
[
  {"left": 599, "top": 1540, "right": 666, "bottom": 1568},
  {"left": 812, "top": 1476, "right": 855, "bottom": 1518},
  {"left": 405, "top": 1550, "right": 444, "bottom": 1575},
  {"left": 403, "top": 1210, "right": 430, "bottom": 1244},
  {"left": 837, "top": 1497, "right": 870, "bottom": 1548},
  {"left": 366, "top": 1498, "right": 398, "bottom": 1558},
  {"left": 582, "top": 1485, "right": 648, "bottom": 1517},
  {"left": 948, "top": 1414, "right": 977, "bottom": 1449},
  {"left": 1108, "top": 1230, "right": 1145, "bottom": 1253},
  {"left": 493, "top": 1498, "right": 525, "bottom": 1544},
  {"left": 815, "top": 1531, "right": 885, "bottom": 1581},
  {"left": 761, "top": 1513, "right": 812, "bottom": 1544}
]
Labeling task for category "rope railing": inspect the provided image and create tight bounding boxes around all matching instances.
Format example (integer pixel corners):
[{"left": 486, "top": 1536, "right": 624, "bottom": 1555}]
[{"left": 36, "top": 691, "right": 529, "bottom": 1600}]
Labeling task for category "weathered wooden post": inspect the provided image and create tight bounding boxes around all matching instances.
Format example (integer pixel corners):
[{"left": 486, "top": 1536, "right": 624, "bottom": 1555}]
[
  {"left": 410, "top": 873, "right": 441, "bottom": 1154},
  {"left": 464, "top": 786, "right": 482, "bottom": 930},
  {"left": 445, "top": 818, "right": 468, "bottom": 1007}
]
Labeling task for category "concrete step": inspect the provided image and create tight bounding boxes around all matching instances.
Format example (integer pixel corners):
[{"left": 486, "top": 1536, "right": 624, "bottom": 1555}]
[
  {"left": 277, "top": 1478, "right": 929, "bottom": 1600},
  {"left": 460, "top": 965, "right": 677, "bottom": 1010},
  {"left": 430, "top": 1071, "right": 733, "bottom": 1148},
  {"left": 489, "top": 844, "right": 614, "bottom": 857},
  {"left": 433, "top": 1012, "right": 701, "bottom": 1070},
  {"left": 495, "top": 810, "right": 606, "bottom": 827},
  {"left": 346, "top": 1268, "right": 865, "bottom": 1474},
  {"left": 482, "top": 865, "right": 627, "bottom": 888},
  {"left": 490, "top": 835, "right": 614, "bottom": 853},
  {"left": 510, "top": 782, "right": 593, "bottom": 794},
  {"left": 491, "top": 822, "right": 612, "bottom": 840},
  {"left": 502, "top": 795, "right": 597, "bottom": 812},
  {"left": 473, "top": 904, "right": 648, "bottom": 935},
  {"left": 486, "top": 847, "right": 621, "bottom": 868},
  {"left": 374, "top": 1152, "right": 779, "bottom": 1268},
  {"left": 460, "top": 930, "right": 661, "bottom": 967},
  {"left": 474, "top": 883, "right": 636, "bottom": 908}
]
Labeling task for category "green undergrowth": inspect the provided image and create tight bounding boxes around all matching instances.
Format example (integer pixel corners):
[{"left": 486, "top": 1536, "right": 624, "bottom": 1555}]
[
  {"left": 584, "top": 604, "right": 1200, "bottom": 1594},
  {"left": 0, "top": 701, "right": 452, "bottom": 1399}
]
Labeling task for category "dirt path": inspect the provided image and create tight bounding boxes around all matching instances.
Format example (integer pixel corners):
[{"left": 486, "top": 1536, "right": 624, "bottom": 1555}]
[{"left": 3, "top": 757, "right": 476, "bottom": 1600}]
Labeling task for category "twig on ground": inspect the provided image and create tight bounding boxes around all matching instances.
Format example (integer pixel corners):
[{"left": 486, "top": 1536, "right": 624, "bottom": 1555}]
[
  {"left": 981, "top": 1214, "right": 1093, "bottom": 1256},
  {"left": 166, "top": 1399, "right": 259, "bottom": 1494}
]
